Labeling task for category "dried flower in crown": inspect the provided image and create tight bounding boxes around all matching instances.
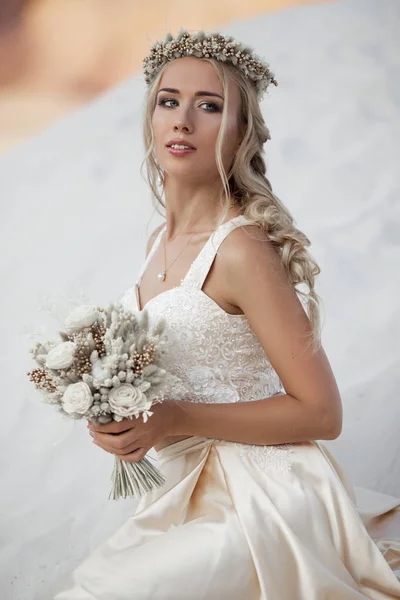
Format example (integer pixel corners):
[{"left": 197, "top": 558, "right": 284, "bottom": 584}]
[{"left": 142, "top": 28, "right": 278, "bottom": 101}]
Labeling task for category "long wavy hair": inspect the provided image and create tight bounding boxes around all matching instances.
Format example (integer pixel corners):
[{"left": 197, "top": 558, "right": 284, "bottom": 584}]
[{"left": 140, "top": 58, "right": 323, "bottom": 354}]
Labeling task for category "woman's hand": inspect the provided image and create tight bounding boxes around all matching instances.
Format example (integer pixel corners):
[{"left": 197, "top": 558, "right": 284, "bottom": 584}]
[{"left": 87, "top": 400, "right": 178, "bottom": 462}]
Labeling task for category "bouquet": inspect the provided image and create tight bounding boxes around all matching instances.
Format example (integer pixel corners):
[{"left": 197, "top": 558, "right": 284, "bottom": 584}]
[{"left": 27, "top": 302, "right": 185, "bottom": 500}]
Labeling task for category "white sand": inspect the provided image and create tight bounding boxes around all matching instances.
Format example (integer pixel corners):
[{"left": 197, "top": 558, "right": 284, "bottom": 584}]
[{"left": 0, "top": 0, "right": 399, "bottom": 597}]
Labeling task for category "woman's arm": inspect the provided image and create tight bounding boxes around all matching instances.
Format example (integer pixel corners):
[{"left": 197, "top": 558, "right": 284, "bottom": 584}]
[
  {"left": 170, "top": 224, "right": 342, "bottom": 444},
  {"left": 171, "top": 388, "right": 339, "bottom": 445},
  {"left": 89, "top": 224, "right": 342, "bottom": 459}
]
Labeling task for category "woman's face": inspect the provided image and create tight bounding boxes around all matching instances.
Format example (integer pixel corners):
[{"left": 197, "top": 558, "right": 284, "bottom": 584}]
[{"left": 151, "top": 57, "right": 242, "bottom": 183}]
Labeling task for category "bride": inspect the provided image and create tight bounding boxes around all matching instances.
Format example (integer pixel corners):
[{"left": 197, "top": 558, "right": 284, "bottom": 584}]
[{"left": 55, "top": 29, "right": 400, "bottom": 599}]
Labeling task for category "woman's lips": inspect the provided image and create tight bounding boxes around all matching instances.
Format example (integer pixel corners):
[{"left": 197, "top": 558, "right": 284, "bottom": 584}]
[{"left": 166, "top": 145, "right": 196, "bottom": 156}]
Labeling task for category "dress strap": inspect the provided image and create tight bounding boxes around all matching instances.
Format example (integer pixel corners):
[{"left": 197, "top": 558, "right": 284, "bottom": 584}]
[
  {"left": 136, "top": 223, "right": 166, "bottom": 286},
  {"left": 183, "top": 215, "right": 254, "bottom": 290}
]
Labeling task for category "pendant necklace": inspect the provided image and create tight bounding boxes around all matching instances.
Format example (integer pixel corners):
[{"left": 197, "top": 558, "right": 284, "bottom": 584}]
[
  {"left": 157, "top": 232, "right": 194, "bottom": 282},
  {"left": 157, "top": 201, "right": 238, "bottom": 282}
]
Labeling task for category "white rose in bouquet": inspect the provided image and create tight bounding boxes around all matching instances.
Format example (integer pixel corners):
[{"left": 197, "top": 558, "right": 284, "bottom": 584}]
[
  {"left": 108, "top": 383, "right": 153, "bottom": 421},
  {"left": 62, "top": 382, "right": 93, "bottom": 415},
  {"left": 65, "top": 305, "right": 99, "bottom": 334},
  {"left": 46, "top": 341, "right": 76, "bottom": 370}
]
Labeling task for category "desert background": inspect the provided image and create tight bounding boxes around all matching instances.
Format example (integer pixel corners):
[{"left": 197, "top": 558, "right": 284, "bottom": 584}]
[{"left": 1, "top": 0, "right": 399, "bottom": 598}]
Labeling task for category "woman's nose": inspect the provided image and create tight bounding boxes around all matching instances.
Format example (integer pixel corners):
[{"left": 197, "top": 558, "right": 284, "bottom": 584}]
[
  {"left": 174, "top": 122, "right": 191, "bottom": 132},
  {"left": 173, "top": 110, "right": 193, "bottom": 133}
]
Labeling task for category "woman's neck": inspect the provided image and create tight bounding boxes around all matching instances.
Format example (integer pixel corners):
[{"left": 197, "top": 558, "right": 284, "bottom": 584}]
[{"left": 163, "top": 180, "right": 241, "bottom": 238}]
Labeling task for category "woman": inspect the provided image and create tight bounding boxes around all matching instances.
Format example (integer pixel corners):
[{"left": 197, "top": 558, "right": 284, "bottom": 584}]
[{"left": 55, "top": 30, "right": 400, "bottom": 599}]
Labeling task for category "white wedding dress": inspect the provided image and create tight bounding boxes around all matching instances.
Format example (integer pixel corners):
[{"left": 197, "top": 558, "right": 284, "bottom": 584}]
[{"left": 55, "top": 215, "right": 400, "bottom": 599}]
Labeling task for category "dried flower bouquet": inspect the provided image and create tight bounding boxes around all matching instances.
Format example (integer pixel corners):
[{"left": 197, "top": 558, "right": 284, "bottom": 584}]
[{"left": 27, "top": 303, "right": 185, "bottom": 500}]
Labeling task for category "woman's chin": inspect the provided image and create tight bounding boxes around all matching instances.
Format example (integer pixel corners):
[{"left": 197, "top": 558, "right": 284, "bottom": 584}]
[{"left": 164, "top": 166, "right": 212, "bottom": 182}]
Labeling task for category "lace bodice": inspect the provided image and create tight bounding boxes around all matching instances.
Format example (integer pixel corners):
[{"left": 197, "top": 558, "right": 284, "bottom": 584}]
[{"left": 119, "top": 215, "right": 285, "bottom": 406}]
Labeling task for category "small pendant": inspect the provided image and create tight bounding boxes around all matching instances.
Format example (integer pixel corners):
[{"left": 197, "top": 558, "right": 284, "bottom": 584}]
[{"left": 157, "top": 271, "right": 166, "bottom": 282}]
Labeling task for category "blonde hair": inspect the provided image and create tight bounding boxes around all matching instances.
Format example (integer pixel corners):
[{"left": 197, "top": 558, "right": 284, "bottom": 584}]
[{"left": 141, "top": 58, "right": 323, "bottom": 354}]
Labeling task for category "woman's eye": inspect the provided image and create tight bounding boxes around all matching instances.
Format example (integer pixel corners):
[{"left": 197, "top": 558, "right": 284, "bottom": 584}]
[
  {"left": 157, "top": 99, "right": 220, "bottom": 112},
  {"left": 158, "top": 98, "right": 178, "bottom": 108},
  {"left": 200, "top": 102, "right": 220, "bottom": 112}
]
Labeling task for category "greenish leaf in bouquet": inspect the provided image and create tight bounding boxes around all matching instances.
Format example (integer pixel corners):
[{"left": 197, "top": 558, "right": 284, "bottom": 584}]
[
  {"left": 141, "top": 364, "right": 159, "bottom": 377},
  {"left": 34, "top": 354, "right": 48, "bottom": 367},
  {"left": 82, "top": 373, "right": 94, "bottom": 386},
  {"left": 151, "top": 318, "right": 167, "bottom": 337},
  {"left": 136, "top": 332, "right": 148, "bottom": 354},
  {"left": 139, "top": 310, "right": 149, "bottom": 332},
  {"left": 58, "top": 331, "right": 72, "bottom": 343}
]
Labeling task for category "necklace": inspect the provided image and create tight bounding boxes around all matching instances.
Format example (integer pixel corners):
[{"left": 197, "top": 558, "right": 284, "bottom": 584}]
[
  {"left": 157, "top": 232, "right": 194, "bottom": 282},
  {"left": 157, "top": 202, "right": 239, "bottom": 282}
]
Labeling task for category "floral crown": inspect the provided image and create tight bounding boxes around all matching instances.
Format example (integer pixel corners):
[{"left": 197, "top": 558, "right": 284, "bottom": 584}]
[{"left": 142, "top": 29, "right": 278, "bottom": 101}]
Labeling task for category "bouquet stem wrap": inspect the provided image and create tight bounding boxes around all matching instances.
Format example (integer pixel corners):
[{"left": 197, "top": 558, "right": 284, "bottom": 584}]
[{"left": 110, "top": 455, "right": 166, "bottom": 500}]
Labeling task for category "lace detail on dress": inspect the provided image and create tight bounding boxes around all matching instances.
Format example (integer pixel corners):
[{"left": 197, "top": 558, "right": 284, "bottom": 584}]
[
  {"left": 235, "top": 441, "right": 293, "bottom": 473},
  {"left": 118, "top": 215, "right": 285, "bottom": 422},
  {"left": 138, "top": 285, "right": 285, "bottom": 407}
]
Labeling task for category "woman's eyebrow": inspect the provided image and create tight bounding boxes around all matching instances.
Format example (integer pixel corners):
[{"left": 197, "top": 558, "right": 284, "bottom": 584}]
[{"left": 157, "top": 87, "right": 224, "bottom": 100}]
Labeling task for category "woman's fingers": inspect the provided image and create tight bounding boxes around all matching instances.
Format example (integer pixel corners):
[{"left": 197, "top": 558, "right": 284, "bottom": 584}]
[
  {"left": 91, "top": 431, "right": 146, "bottom": 461},
  {"left": 90, "top": 429, "right": 137, "bottom": 453},
  {"left": 87, "top": 416, "right": 151, "bottom": 462},
  {"left": 87, "top": 417, "right": 136, "bottom": 435},
  {"left": 116, "top": 447, "right": 147, "bottom": 463}
]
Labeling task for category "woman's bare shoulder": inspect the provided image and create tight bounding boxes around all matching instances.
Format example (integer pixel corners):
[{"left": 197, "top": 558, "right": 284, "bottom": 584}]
[{"left": 222, "top": 222, "right": 276, "bottom": 267}]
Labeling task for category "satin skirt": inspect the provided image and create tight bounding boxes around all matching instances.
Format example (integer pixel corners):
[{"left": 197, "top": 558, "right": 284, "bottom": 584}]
[{"left": 55, "top": 436, "right": 400, "bottom": 600}]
